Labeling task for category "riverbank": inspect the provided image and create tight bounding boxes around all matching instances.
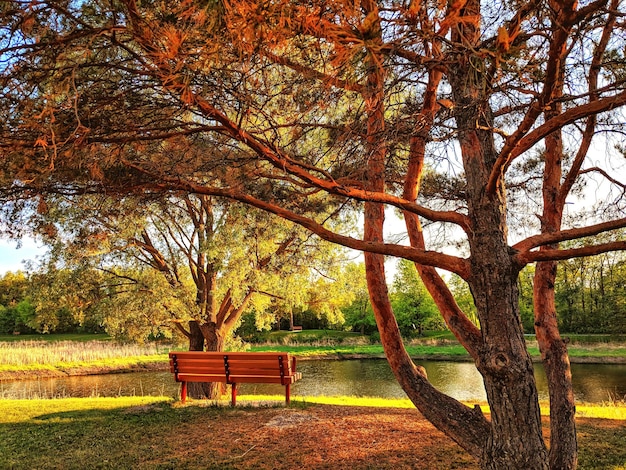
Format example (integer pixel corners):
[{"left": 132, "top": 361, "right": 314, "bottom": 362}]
[
  {"left": 2, "top": 339, "right": 626, "bottom": 381},
  {"left": 0, "top": 396, "right": 624, "bottom": 469}
]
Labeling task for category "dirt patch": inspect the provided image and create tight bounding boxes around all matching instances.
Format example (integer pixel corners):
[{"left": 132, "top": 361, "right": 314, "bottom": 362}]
[
  {"left": 264, "top": 410, "right": 320, "bottom": 429},
  {"left": 155, "top": 405, "right": 479, "bottom": 469}
]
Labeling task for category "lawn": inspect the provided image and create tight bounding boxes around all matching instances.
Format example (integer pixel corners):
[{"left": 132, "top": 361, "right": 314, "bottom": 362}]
[{"left": 0, "top": 397, "right": 624, "bottom": 469}]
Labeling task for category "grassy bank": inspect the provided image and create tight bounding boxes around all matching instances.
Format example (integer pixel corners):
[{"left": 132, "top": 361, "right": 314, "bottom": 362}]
[
  {"left": 0, "top": 339, "right": 169, "bottom": 379},
  {"left": 1, "top": 331, "right": 626, "bottom": 381},
  {"left": 248, "top": 342, "right": 626, "bottom": 362},
  {"left": 0, "top": 396, "right": 624, "bottom": 469}
]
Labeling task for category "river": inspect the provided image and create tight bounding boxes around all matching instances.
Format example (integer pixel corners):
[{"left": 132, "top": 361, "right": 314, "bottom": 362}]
[{"left": 1, "top": 359, "right": 625, "bottom": 403}]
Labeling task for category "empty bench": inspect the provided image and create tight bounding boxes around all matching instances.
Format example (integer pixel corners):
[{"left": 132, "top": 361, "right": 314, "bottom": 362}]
[{"left": 168, "top": 351, "right": 302, "bottom": 406}]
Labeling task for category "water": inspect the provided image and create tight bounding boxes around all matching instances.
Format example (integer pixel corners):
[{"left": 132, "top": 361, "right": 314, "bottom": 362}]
[{"left": 1, "top": 359, "right": 625, "bottom": 403}]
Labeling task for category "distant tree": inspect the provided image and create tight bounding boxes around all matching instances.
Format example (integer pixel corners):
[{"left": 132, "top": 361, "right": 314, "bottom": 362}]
[
  {"left": 27, "top": 267, "right": 106, "bottom": 335},
  {"left": 339, "top": 263, "right": 376, "bottom": 335},
  {"left": 518, "top": 266, "right": 536, "bottom": 333},
  {"left": 554, "top": 236, "right": 626, "bottom": 334},
  {"left": 0, "top": 271, "right": 29, "bottom": 308},
  {"left": 0, "top": 271, "right": 36, "bottom": 334},
  {"left": 446, "top": 274, "right": 478, "bottom": 328},
  {"left": 391, "top": 259, "right": 442, "bottom": 336}
]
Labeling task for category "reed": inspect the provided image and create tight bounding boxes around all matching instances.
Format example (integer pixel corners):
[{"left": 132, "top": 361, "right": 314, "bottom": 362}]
[{"left": 0, "top": 340, "right": 168, "bottom": 367}]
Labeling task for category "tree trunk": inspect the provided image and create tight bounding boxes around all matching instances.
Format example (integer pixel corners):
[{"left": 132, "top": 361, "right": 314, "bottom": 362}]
[
  {"left": 534, "top": 261, "right": 577, "bottom": 470},
  {"left": 442, "top": 2, "right": 551, "bottom": 459},
  {"left": 187, "top": 320, "right": 225, "bottom": 400},
  {"left": 471, "top": 244, "right": 549, "bottom": 469}
]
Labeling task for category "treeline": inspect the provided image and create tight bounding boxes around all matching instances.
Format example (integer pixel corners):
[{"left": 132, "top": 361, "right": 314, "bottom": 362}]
[
  {"left": 518, "top": 250, "right": 626, "bottom": 334},
  {"left": 1, "top": 251, "right": 625, "bottom": 338},
  {"left": 0, "top": 270, "right": 105, "bottom": 336},
  {"left": 0, "top": 260, "right": 445, "bottom": 339}
]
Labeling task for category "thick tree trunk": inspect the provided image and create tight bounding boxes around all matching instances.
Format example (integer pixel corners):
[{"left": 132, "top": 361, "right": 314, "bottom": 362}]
[
  {"left": 465, "top": 152, "right": 549, "bottom": 469},
  {"left": 187, "top": 320, "right": 225, "bottom": 400},
  {"left": 470, "top": 241, "right": 549, "bottom": 469},
  {"left": 443, "top": 2, "right": 551, "bottom": 459}
]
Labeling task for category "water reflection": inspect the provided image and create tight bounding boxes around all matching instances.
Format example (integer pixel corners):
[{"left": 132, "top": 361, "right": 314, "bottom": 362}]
[{"left": 1, "top": 359, "right": 625, "bottom": 403}]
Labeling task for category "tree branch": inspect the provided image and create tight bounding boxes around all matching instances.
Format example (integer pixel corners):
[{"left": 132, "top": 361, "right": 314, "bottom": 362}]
[
  {"left": 516, "top": 240, "right": 626, "bottom": 264},
  {"left": 141, "top": 176, "right": 472, "bottom": 279},
  {"left": 489, "top": 90, "right": 626, "bottom": 194},
  {"left": 513, "top": 217, "right": 626, "bottom": 253}
]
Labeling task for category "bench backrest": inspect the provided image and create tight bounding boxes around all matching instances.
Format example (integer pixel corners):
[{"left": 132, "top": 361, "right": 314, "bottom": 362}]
[{"left": 169, "top": 351, "right": 297, "bottom": 381}]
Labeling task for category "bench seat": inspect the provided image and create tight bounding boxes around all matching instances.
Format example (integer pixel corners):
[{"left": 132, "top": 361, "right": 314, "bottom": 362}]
[{"left": 169, "top": 351, "right": 301, "bottom": 405}]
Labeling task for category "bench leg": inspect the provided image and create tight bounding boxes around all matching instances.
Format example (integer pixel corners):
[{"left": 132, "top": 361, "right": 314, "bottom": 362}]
[
  {"left": 231, "top": 383, "right": 237, "bottom": 406},
  {"left": 285, "top": 383, "right": 291, "bottom": 405},
  {"left": 181, "top": 382, "right": 188, "bottom": 404}
]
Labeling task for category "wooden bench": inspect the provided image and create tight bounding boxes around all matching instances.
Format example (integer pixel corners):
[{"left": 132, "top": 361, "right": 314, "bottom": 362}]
[{"left": 168, "top": 351, "right": 302, "bottom": 406}]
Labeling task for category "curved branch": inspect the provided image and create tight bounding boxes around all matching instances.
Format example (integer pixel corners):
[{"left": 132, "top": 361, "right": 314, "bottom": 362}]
[
  {"left": 488, "top": 90, "right": 626, "bottom": 193},
  {"left": 189, "top": 90, "right": 471, "bottom": 229},
  {"left": 580, "top": 167, "right": 626, "bottom": 191},
  {"left": 559, "top": 0, "right": 618, "bottom": 204},
  {"left": 261, "top": 50, "right": 364, "bottom": 93},
  {"left": 513, "top": 217, "right": 626, "bottom": 252},
  {"left": 136, "top": 175, "right": 472, "bottom": 278},
  {"left": 516, "top": 240, "right": 626, "bottom": 265}
]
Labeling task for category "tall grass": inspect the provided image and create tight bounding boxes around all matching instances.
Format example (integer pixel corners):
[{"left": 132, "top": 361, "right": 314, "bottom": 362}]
[{"left": 0, "top": 340, "right": 168, "bottom": 367}]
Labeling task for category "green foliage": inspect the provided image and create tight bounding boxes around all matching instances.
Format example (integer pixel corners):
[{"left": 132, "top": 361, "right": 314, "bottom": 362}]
[
  {"left": 0, "top": 300, "right": 36, "bottom": 334},
  {"left": 517, "top": 266, "right": 536, "bottom": 333},
  {"left": 391, "top": 260, "right": 444, "bottom": 337},
  {"left": 516, "top": 244, "right": 626, "bottom": 334},
  {"left": 555, "top": 251, "right": 626, "bottom": 334},
  {"left": 339, "top": 263, "right": 377, "bottom": 335},
  {"left": 446, "top": 274, "right": 479, "bottom": 327}
]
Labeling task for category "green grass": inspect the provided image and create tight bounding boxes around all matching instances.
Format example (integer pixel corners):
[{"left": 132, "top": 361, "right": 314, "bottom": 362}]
[
  {"left": 263, "top": 329, "right": 368, "bottom": 344},
  {"left": 0, "top": 333, "right": 112, "bottom": 342},
  {"left": 250, "top": 342, "right": 626, "bottom": 360},
  {"left": 0, "top": 396, "right": 624, "bottom": 470},
  {"left": 1, "top": 333, "right": 625, "bottom": 380}
]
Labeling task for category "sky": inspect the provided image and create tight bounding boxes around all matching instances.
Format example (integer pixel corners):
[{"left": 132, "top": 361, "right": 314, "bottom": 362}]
[{"left": 0, "top": 238, "right": 46, "bottom": 274}]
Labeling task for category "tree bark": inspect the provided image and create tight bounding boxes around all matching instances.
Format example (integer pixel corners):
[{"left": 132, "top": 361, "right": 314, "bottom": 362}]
[
  {"left": 534, "top": 261, "right": 577, "bottom": 470},
  {"left": 187, "top": 320, "right": 225, "bottom": 399},
  {"left": 445, "top": 1, "right": 550, "bottom": 461}
]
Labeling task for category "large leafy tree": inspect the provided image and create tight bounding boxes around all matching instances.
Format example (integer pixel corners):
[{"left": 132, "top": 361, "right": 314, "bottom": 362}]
[
  {"left": 34, "top": 191, "right": 345, "bottom": 396},
  {"left": 2, "top": 1, "right": 626, "bottom": 468},
  {"left": 38, "top": 191, "right": 342, "bottom": 340}
]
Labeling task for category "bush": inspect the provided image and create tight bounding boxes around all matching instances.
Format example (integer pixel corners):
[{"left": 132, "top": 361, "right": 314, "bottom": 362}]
[
  {"left": 368, "top": 331, "right": 381, "bottom": 344},
  {"left": 0, "top": 301, "right": 37, "bottom": 334}
]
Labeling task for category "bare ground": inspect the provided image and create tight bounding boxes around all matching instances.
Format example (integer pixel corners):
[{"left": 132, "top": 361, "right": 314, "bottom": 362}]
[
  {"left": 158, "top": 404, "right": 479, "bottom": 469},
  {"left": 140, "top": 403, "right": 626, "bottom": 470}
]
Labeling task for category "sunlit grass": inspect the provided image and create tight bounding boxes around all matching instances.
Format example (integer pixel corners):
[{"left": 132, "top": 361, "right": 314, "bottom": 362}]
[
  {"left": 0, "top": 396, "right": 173, "bottom": 424},
  {"left": 3, "top": 394, "right": 624, "bottom": 421},
  {"left": 0, "top": 340, "right": 169, "bottom": 367},
  {"left": 0, "top": 333, "right": 112, "bottom": 343},
  {"left": 229, "top": 395, "right": 626, "bottom": 420}
]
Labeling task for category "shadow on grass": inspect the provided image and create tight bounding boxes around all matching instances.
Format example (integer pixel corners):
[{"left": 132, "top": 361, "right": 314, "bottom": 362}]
[{"left": 0, "top": 399, "right": 624, "bottom": 470}]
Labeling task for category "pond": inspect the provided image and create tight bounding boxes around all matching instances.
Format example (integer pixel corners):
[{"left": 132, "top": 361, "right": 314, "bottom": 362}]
[{"left": 2, "top": 359, "right": 625, "bottom": 403}]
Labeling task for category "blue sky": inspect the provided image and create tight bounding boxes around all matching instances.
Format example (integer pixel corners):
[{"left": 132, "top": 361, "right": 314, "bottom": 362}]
[{"left": 0, "top": 238, "right": 46, "bottom": 274}]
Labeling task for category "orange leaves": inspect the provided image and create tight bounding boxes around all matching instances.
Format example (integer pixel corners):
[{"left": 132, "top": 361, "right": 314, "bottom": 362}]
[
  {"left": 160, "top": 25, "right": 189, "bottom": 60},
  {"left": 34, "top": 136, "right": 49, "bottom": 149},
  {"left": 496, "top": 26, "right": 511, "bottom": 53}
]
